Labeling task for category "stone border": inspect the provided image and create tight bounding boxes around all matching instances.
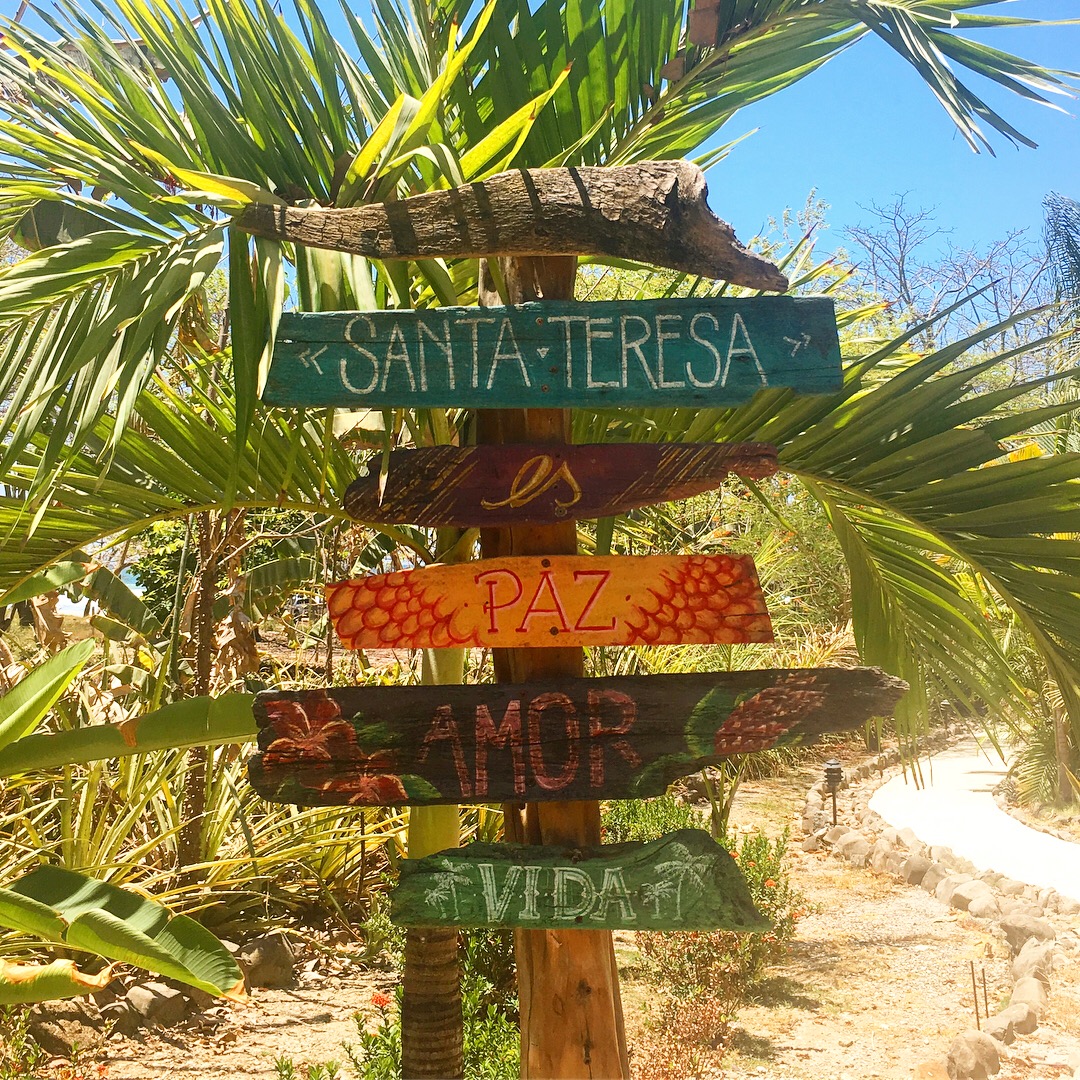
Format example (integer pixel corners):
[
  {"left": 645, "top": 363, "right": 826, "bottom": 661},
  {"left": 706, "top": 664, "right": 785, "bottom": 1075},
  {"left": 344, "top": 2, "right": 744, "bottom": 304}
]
[{"left": 800, "top": 742, "right": 1080, "bottom": 1080}]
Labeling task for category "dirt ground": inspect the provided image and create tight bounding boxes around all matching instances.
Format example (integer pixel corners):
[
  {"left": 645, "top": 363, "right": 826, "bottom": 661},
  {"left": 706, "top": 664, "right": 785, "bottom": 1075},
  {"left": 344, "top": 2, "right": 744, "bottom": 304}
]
[{"left": 68, "top": 761, "right": 1079, "bottom": 1080}]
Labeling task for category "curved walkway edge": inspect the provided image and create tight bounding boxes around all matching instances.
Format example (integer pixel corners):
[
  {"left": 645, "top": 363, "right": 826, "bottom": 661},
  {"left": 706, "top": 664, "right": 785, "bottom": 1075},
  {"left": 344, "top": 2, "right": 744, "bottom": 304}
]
[{"left": 869, "top": 736, "right": 1080, "bottom": 904}]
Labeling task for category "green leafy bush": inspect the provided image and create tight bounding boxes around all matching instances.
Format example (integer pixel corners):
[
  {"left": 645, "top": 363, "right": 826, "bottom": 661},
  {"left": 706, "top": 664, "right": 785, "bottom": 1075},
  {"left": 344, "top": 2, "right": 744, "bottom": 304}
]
[
  {"left": 637, "top": 828, "right": 807, "bottom": 1018},
  {"left": 345, "top": 931, "right": 519, "bottom": 1080},
  {"left": 601, "top": 794, "right": 699, "bottom": 843}
]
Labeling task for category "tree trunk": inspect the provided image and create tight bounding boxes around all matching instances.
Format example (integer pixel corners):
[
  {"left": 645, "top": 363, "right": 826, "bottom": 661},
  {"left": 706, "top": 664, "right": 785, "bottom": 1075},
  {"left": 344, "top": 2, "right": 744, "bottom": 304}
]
[
  {"left": 178, "top": 512, "right": 218, "bottom": 869},
  {"left": 401, "top": 547, "right": 466, "bottom": 1079},
  {"left": 478, "top": 255, "right": 630, "bottom": 1080}
]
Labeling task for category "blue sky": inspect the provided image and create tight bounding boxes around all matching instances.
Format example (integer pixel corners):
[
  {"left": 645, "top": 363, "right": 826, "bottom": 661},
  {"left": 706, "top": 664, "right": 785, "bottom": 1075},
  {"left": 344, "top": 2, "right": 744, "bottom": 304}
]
[{"left": 710, "top": 2, "right": 1080, "bottom": 259}]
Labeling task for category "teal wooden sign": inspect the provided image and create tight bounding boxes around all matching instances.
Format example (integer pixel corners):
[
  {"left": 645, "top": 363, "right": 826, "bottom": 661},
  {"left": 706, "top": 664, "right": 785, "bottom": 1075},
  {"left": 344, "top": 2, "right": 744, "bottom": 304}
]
[
  {"left": 392, "top": 829, "right": 768, "bottom": 931},
  {"left": 264, "top": 296, "right": 841, "bottom": 409}
]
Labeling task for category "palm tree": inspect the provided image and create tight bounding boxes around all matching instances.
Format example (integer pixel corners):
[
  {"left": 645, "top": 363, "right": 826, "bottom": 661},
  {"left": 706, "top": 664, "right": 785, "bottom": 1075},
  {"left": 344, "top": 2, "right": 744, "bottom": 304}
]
[{"left": 2, "top": 0, "right": 1080, "bottom": 1075}]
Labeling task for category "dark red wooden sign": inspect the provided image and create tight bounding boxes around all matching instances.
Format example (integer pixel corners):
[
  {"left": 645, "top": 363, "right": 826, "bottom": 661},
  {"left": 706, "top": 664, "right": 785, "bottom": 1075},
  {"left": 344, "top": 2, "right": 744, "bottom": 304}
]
[
  {"left": 343, "top": 442, "right": 778, "bottom": 527},
  {"left": 247, "top": 668, "right": 907, "bottom": 807}
]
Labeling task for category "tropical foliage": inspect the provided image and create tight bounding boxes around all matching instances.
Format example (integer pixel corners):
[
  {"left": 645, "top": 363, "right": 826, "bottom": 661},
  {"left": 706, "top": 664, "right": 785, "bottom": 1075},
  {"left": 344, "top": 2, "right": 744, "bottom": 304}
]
[{"left": 1, "top": 0, "right": 1079, "bottom": 1024}]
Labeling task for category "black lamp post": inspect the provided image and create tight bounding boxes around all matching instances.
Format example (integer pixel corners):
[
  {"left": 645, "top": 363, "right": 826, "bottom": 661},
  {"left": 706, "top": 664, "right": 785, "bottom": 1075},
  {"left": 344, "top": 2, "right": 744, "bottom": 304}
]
[{"left": 824, "top": 758, "right": 843, "bottom": 825}]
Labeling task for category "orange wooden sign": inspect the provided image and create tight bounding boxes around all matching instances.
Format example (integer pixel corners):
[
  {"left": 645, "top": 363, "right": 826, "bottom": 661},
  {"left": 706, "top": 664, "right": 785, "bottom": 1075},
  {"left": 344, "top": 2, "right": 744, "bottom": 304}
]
[{"left": 326, "top": 554, "right": 772, "bottom": 651}]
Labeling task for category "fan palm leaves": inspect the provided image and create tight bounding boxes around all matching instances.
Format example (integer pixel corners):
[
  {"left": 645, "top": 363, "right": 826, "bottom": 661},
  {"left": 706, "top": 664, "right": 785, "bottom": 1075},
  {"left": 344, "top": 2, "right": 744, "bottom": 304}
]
[{"left": 1, "top": 0, "right": 1075, "bottom": 506}]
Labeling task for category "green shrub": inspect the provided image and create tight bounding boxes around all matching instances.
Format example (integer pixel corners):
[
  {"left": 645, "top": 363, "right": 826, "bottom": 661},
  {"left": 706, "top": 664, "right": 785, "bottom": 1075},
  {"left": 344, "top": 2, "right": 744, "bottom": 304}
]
[
  {"left": 345, "top": 932, "right": 519, "bottom": 1080},
  {"left": 601, "top": 794, "right": 699, "bottom": 843},
  {"left": 637, "top": 828, "right": 807, "bottom": 1017}
]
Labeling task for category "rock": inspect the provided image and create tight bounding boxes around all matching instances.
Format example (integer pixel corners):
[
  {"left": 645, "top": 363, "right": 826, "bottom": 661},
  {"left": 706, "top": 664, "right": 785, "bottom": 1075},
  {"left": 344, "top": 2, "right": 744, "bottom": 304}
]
[
  {"left": 241, "top": 931, "right": 296, "bottom": 988},
  {"left": 921, "top": 863, "right": 951, "bottom": 894},
  {"left": 1012, "top": 940, "right": 1055, "bottom": 986},
  {"left": 995, "top": 1001, "right": 1037, "bottom": 1036},
  {"left": 978, "top": 870, "right": 1003, "bottom": 887},
  {"left": 901, "top": 854, "right": 933, "bottom": 886},
  {"left": 1057, "top": 895, "right": 1080, "bottom": 915},
  {"left": 896, "top": 826, "right": 921, "bottom": 851},
  {"left": 823, "top": 825, "right": 851, "bottom": 846},
  {"left": 869, "top": 839, "right": 893, "bottom": 872},
  {"left": 967, "top": 895, "right": 1001, "bottom": 920},
  {"left": 838, "top": 832, "right": 871, "bottom": 865},
  {"left": 126, "top": 982, "right": 188, "bottom": 1027},
  {"left": 982, "top": 1010, "right": 1016, "bottom": 1046},
  {"left": 914, "top": 1063, "right": 951, "bottom": 1080},
  {"left": 880, "top": 827, "right": 899, "bottom": 845},
  {"left": 1010, "top": 976, "right": 1048, "bottom": 1017},
  {"left": 801, "top": 834, "right": 822, "bottom": 853},
  {"left": 951, "top": 879, "right": 994, "bottom": 912},
  {"left": 1000, "top": 913, "right": 1056, "bottom": 954},
  {"left": 930, "top": 845, "right": 955, "bottom": 865},
  {"left": 952, "top": 855, "right": 977, "bottom": 876},
  {"left": 993, "top": 876, "right": 1028, "bottom": 894},
  {"left": 99, "top": 999, "right": 141, "bottom": 1037},
  {"left": 997, "top": 878, "right": 1026, "bottom": 897},
  {"left": 885, "top": 851, "right": 906, "bottom": 875},
  {"left": 936, "top": 874, "right": 972, "bottom": 906},
  {"left": 27, "top": 1000, "right": 105, "bottom": 1058},
  {"left": 947, "top": 1030, "right": 1001, "bottom": 1079}
]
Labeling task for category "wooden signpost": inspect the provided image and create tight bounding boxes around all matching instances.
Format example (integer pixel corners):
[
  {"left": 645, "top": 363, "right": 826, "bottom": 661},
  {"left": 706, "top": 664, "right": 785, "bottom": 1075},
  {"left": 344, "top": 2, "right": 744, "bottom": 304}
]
[
  {"left": 392, "top": 830, "right": 770, "bottom": 932},
  {"left": 342, "top": 442, "right": 778, "bottom": 527},
  {"left": 325, "top": 553, "right": 773, "bottom": 651},
  {"left": 240, "top": 158, "right": 905, "bottom": 1080},
  {"left": 248, "top": 668, "right": 908, "bottom": 807},
  {"left": 264, "top": 296, "right": 842, "bottom": 410}
]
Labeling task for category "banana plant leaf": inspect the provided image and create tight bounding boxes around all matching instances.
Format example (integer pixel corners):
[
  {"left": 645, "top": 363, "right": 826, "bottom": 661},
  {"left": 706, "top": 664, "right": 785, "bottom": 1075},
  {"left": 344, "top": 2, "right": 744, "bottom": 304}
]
[
  {"left": 0, "top": 866, "right": 246, "bottom": 1001},
  {"left": 0, "top": 693, "right": 255, "bottom": 778},
  {"left": 0, "top": 958, "right": 115, "bottom": 1005},
  {"left": 0, "top": 639, "right": 94, "bottom": 751}
]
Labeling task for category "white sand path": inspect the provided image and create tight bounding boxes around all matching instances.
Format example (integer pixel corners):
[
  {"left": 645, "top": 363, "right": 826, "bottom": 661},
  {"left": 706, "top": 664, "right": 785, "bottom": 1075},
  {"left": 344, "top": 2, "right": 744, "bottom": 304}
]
[{"left": 869, "top": 736, "right": 1080, "bottom": 903}]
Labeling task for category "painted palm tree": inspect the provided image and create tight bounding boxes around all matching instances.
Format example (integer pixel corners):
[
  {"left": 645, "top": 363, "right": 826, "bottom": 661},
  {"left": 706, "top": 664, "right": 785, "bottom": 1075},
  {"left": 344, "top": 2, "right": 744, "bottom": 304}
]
[{"left": 3, "top": 0, "right": 1080, "bottom": 1075}]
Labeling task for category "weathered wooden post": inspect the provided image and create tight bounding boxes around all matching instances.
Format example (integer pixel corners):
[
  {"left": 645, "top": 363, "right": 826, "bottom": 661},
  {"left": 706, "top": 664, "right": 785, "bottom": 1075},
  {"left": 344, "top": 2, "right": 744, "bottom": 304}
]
[
  {"left": 242, "top": 161, "right": 907, "bottom": 1080},
  {"left": 476, "top": 253, "right": 629, "bottom": 1077}
]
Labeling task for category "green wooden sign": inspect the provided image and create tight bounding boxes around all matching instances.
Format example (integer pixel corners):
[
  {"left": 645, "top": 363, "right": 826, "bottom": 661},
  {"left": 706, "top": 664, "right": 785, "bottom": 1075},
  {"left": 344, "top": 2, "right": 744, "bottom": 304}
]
[
  {"left": 264, "top": 296, "right": 841, "bottom": 409},
  {"left": 392, "top": 829, "right": 768, "bottom": 931}
]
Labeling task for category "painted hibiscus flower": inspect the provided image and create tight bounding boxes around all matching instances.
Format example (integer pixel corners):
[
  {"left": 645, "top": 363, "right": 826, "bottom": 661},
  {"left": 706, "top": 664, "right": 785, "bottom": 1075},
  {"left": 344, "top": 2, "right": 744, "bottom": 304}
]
[
  {"left": 318, "top": 771, "right": 407, "bottom": 806},
  {"left": 261, "top": 691, "right": 361, "bottom": 765}
]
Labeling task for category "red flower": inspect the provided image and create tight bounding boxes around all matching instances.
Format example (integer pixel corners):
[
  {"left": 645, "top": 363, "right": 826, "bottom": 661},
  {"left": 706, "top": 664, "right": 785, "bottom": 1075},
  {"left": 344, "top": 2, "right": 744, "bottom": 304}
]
[
  {"left": 320, "top": 771, "right": 407, "bottom": 806},
  {"left": 262, "top": 691, "right": 363, "bottom": 765},
  {"left": 371, "top": 991, "right": 392, "bottom": 1009},
  {"left": 763, "top": 879, "right": 777, "bottom": 888}
]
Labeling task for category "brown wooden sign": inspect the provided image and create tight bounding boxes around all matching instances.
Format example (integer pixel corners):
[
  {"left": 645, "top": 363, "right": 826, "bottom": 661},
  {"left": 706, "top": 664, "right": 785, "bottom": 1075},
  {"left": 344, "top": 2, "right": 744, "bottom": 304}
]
[
  {"left": 391, "top": 829, "right": 768, "bottom": 931},
  {"left": 247, "top": 668, "right": 907, "bottom": 807},
  {"left": 343, "top": 442, "right": 778, "bottom": 528},
  {"left": 326, "top": 554, "right": 772, "bottom": 651},
  {"left": 238, "top": 161, "right": 788, "bottom": 291}
]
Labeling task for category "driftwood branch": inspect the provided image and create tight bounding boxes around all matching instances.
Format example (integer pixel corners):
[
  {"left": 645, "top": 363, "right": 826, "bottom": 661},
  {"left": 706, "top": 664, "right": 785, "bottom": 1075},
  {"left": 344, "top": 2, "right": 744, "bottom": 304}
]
[{"left": 236, "top": 162, "right": 788, "bottom": 291}]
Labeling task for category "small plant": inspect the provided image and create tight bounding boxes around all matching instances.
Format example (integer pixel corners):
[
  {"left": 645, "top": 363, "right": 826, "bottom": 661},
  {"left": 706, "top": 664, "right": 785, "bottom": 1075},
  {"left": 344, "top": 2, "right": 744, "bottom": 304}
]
[
  {"left": 601, "top": 794, "right": 699, "bottom": 843},
  {"left": 273, "top": 1056, "right": 340, "bottom": 1080},
  {"left": 0, "top": 1011, "right": 108, "bottom": 1080},
  {"left": 635, "top": 828, "right": 809, "bottom": 1060},
  {"left": 0, "top": 1007, "right": 46, "bottom": 1079},
  {"left": 345, "top": 942, "right": 519, "bottom": 1080}
]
